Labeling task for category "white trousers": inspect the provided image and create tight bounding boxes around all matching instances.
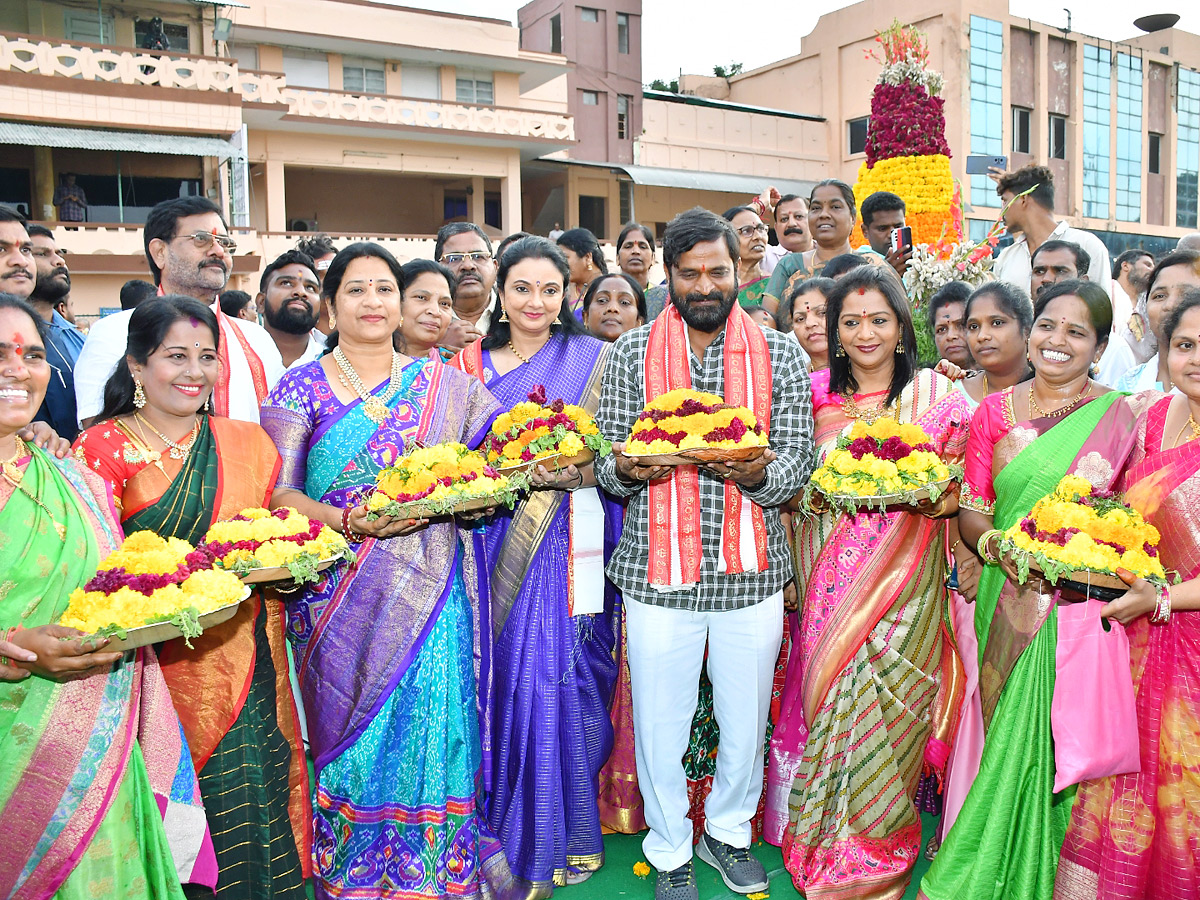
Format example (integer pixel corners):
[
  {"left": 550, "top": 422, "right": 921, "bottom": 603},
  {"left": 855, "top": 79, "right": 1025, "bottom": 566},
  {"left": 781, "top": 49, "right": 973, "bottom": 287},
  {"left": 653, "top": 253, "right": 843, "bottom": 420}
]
[{"left": 625, "top": 592, "right": 784, "bottom": 871}]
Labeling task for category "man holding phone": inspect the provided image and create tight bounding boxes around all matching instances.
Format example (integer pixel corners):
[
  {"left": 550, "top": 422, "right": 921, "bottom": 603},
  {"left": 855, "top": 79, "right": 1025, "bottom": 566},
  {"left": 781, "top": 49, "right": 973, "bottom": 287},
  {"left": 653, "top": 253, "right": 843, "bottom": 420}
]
[{"left": 859, "top": 191, "right": 912, "bottom": 278}]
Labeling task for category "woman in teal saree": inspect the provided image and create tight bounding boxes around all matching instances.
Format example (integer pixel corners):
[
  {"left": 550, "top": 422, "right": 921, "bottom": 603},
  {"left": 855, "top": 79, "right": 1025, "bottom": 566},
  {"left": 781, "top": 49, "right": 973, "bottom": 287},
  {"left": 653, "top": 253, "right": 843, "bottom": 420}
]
[
  {"left": 921, "top": 281, "right": 1152, "bottom": 899},
  {"left": 260, "top": 243, "right": 512, "bottom": 900}
]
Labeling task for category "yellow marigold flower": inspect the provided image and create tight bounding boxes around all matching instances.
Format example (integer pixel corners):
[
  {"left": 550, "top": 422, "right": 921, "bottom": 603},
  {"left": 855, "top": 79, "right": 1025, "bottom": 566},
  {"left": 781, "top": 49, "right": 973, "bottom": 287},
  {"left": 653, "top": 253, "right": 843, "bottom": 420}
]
[{"left": 633, "top": 862, "right": 651, "bottom": 879}]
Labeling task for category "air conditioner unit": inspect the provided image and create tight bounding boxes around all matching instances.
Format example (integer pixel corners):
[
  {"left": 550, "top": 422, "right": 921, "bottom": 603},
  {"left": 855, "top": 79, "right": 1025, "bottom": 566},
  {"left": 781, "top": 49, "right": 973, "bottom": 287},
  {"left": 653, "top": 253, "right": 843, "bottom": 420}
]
[{"left": 290, "top": 218, "right": 318, "bottom": 232}]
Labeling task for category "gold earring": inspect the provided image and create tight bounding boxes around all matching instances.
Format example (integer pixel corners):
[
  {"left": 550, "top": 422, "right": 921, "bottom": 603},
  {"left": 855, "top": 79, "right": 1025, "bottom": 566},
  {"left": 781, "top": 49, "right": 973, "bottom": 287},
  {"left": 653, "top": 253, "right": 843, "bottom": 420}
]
[
  {"left": 499, "top": 305, "right": 510, "bottom": 322},
  {"left": 896, "top": 341, "right": 904, "bottom": 355},
  {"left": 835, "top": 342, "right": 846, "bottom": 358},
  {"left": 329, "top": 310, "right": 337, "bottom": 329},
  {"left": 133, "top": 379, "right": 146, "bottom": 408}
]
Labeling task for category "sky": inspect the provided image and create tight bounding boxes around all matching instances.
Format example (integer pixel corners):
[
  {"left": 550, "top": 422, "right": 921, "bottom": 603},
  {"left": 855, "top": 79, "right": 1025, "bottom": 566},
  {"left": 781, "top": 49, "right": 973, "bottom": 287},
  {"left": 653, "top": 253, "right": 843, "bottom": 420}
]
[{"left": 396, "top": 0, "right": 1199, "bottom": 83}]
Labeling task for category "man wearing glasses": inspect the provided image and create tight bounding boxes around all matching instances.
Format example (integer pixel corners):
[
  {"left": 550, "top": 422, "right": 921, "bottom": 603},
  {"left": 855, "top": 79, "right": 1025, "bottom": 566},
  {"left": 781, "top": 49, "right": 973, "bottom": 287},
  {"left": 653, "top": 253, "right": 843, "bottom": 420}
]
[
  {"left": 74, "top": 197, "right": 284, "bottom": 427},
  {"left": 434, "top": 222, "right": 498, "bottom": 352},
  {"left": 26, "top": 224, "right": 84, "bottom": 440}
]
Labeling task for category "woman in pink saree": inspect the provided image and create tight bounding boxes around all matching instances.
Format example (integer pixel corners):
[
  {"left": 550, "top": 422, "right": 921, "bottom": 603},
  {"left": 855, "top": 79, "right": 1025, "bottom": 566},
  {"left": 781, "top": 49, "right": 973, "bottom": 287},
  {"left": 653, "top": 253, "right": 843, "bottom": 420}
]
[
  {"left": 774, "top": 267, "right": 970, "bottom": 899},
  {"left": 1055, "top": 291, "right": 1200, "bottom": 899}
]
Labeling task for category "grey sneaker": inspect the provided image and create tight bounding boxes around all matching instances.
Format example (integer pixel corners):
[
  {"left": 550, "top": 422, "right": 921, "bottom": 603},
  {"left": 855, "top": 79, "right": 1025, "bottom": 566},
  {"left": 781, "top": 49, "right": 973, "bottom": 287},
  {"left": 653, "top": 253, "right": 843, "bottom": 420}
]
[
  {"left": 695, "top": 832, "right": 769, "bottom": 894},
  {"left": 654, "top": 861, "right": 698, "bottom": 900}
]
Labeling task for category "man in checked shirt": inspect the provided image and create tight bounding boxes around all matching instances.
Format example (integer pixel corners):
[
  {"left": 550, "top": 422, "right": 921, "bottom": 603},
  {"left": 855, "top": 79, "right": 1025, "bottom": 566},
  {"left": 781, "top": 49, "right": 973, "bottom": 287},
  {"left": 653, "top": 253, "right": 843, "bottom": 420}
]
[{"left": 594, "top": 207, "right": 814, "bottom": 900}]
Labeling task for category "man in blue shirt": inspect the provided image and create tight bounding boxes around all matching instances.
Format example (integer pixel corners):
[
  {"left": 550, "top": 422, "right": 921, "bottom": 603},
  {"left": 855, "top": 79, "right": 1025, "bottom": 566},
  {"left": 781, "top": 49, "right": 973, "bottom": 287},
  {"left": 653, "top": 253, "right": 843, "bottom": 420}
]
[{"left": 27, "top": 224, "right": 85, "bottom": 440}]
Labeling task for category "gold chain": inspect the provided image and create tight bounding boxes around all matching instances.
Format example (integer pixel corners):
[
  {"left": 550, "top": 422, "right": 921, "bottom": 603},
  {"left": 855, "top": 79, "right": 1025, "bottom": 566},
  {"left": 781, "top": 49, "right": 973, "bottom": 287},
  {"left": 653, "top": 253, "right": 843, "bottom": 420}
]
[
  {"left": 507, "top": 340, "right": 531, "bottom": 365},
  {"left": 134, "top": 413, "right": 199, "bottom": 460},
  {"left": 840, "top": 392, "right": 894, "bottom": 423},
  {"left": 0, "top": 437, "right": 66, "bottom": 539},
  {"left": 333, "top": 347, "right": 404, "bottom": 423},
  {"left": 1028, "top": 380, "right": 1090, "bottom": 419}
]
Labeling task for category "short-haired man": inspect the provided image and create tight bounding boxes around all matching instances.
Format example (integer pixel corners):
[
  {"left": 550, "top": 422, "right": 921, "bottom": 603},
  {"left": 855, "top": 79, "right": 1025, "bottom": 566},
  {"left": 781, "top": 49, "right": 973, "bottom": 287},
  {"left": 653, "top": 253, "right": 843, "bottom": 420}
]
[
  {"left": 993, "top": 165, "right": 1111, "bottom": 295},
  {"left": 0, "top": 205, "right": 35, "bottom": 299},
  {"left": 296, "top": 233, "right": 337, "bottom": 334},
  {"left": 1030, "top": 239, "right": 1091, "bottom": 298},
  {"left": 1096, "top": 249, "right": 1157, "bottom": 386},
  {"left": 859, "top": 190, "right": 912, "bottom": 276},
  {"left": 119, "top": 278, "right": 157, "bottom": 310},
  {"left": 594, "top": 207, "right": 813, "bottom": 900},
  {"left": 774, "top": 194, "right": 812, "bottom": 255},
  {"left": 436, "top": 222, "right": 498, "bottom": 352},
  {"left": 27, "top": 224, "right": 85, "bottom": 439},
  {"left": 74, "top": 196, "right": 284, "bottom": 426},
  {"left": 257, "top": 250, "right": 325, "bottom": 369}
]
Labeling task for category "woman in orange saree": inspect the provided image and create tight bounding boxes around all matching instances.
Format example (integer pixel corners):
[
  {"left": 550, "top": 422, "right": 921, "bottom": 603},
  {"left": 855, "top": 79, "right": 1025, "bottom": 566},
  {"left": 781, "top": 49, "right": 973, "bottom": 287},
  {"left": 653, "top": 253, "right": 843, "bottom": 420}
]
[
  {"left": 1055, "top": 293, "right": 1200, "bottom": 899},
  {"left": 777, "top": 267, "right": 970, "bottom": 899},
  {"left": 73, "top": 296, "right": 309, "bottom": 900}
]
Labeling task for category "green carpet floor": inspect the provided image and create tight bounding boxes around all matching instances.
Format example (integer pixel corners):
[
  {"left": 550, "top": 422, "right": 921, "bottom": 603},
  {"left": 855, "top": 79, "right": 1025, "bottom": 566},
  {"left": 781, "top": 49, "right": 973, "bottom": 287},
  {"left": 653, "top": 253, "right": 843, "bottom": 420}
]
[{"left": 568, "top": 815, "right": 937, "bottom": 900}]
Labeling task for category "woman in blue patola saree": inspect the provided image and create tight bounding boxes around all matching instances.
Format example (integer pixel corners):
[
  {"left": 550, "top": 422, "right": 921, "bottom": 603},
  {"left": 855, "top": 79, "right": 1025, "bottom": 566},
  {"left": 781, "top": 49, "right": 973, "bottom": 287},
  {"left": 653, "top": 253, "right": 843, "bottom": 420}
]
[{"left": 260, "top": 242, "right": 513, "bottom": 899}]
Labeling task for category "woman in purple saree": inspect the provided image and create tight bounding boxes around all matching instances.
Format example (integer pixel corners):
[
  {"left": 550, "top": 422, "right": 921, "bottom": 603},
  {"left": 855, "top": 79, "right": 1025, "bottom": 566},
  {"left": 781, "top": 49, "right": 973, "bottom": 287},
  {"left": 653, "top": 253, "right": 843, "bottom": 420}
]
[
  {"left": 451, "top": 237, "right": 621, "bottom": 898},
  {"left": 259, "top": 243, "right": 512, "bottom": 900}
]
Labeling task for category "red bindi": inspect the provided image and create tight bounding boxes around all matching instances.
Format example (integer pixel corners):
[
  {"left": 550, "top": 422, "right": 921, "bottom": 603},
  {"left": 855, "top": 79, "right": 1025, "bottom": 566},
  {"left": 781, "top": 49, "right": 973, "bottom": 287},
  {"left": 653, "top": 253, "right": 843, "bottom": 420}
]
[{"left": 857, "top": 287, "right": 867, "bottom": 295}]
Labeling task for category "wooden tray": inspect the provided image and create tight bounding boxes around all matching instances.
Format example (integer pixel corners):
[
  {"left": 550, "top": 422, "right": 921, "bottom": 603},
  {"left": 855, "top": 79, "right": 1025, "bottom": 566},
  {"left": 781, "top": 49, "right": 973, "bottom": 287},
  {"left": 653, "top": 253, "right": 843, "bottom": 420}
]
[
  {"left": 102, "top": 587, "right": 250, "bottom": 652},
  {"left": 238, "top": 555, "right": 342, "bottom": 585},
  {"left": 493, "top": 448, "right": 595, "bottom": 477},
  {"left": 621, "top": 444, "right": 766, "bottom": 466}
]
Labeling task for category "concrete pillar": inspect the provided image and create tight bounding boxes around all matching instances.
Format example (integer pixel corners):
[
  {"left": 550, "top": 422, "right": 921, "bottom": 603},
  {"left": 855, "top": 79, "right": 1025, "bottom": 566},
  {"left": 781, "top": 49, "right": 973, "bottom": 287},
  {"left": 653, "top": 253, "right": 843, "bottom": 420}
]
[
  {"left": 501, "top": 154, "right": 521, "bottom": 234},
  {"left": 32, "top": 146, "right": 55, "bottom": 221},
  {"left": 469, "top": 175, "right": 486, "bottom": 227},
  {"left": 265, "top": 159, "right": 287, "bottom": 232}
]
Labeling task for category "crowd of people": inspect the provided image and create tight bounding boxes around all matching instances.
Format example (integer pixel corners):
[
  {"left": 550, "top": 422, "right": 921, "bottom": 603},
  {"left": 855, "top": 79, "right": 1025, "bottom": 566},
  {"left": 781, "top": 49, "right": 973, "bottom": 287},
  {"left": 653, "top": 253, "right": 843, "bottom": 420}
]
[{"left": 1, "top": 157, "right": 1199, "bottom": 900}]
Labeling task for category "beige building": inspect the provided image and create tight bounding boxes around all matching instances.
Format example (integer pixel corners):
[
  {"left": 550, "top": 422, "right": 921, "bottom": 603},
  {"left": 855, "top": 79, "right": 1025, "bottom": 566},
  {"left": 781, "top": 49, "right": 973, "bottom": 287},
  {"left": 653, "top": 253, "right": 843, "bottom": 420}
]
[
  {"left": 717, "top": 0, "right": 1200, "bottom": 253},
  {"left": 0, "top": 0, "right": 574, "bottom": 316}
]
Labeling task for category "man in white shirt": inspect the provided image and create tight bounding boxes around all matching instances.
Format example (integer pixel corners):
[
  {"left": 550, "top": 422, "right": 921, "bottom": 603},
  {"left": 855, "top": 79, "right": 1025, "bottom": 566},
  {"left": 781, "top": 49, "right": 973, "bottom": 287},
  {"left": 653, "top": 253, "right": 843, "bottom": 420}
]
[
  {"left": 1116, "top": 249, "right": 1200, "bottom": 392},
  {"left": 1096, "top": 249, "right": 1158, "bottom": 386},
  {"left": 75, "top": 197, "right": 284, "bottom": 426},
  {"left": 437, "top": 223, "right": 498, "bottom": 352},
  {"left": 993, "top": 165, "right": 1111, "bottom": 297},
  {"left": 257, "top": 249, "right": 325, "bottom": 369}
]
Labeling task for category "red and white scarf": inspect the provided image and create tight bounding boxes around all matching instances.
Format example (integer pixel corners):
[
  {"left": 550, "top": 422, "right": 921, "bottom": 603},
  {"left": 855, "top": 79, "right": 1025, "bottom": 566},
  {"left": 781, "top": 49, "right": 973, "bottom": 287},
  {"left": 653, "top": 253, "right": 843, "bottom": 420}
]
[{"left": 645, "top": 304, "right": 772, "bottom": 588}]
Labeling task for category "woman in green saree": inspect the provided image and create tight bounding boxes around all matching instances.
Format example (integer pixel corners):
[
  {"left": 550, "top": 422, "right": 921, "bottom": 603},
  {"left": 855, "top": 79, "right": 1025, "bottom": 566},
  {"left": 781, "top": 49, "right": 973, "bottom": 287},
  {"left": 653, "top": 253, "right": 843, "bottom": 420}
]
[
  {"left": 920, "top": 281, "right": 1154, "bottom": 899},
  {"left": 0, "top": 294, "right": 215, "bottom": 899}
]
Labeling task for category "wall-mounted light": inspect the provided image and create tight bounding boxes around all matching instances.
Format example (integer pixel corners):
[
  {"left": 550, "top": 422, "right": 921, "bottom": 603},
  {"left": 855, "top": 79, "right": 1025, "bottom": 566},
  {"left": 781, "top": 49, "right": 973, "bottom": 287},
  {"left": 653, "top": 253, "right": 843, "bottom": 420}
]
[{"left": 213, "top": 16, "right": 232, "bottom": 42}]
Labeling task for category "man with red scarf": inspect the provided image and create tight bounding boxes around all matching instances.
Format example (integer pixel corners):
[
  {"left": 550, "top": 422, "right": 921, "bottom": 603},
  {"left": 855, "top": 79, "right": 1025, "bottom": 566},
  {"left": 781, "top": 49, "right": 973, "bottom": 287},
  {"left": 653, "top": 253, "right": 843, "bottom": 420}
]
[{"left": 594, "top": 207, "right": 814, "bottom": 900}]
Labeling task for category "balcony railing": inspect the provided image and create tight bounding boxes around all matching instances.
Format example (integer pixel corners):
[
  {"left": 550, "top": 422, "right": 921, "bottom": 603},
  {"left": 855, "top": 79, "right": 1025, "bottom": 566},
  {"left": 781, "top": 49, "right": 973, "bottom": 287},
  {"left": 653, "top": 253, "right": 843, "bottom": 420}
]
[{"left": 0, "top": 32, "right": 573, "bottom": 142}]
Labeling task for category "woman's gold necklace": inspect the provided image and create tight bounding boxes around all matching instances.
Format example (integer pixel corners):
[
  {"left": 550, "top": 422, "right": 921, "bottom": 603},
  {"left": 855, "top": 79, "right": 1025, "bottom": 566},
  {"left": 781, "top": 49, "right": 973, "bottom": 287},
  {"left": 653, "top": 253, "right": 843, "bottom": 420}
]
[
  {"left": 134, "top": 413, "right": 199, "bottom": 460},
  {"left": 507, "top": 338, "right": 549, "bottom": 366},
  {"left": 1028, "top": 380, "right": 1091, "bottom": 419},
  {"left": 334, "top": 347, "right": 404, "bottom": 423},
  {"left": 841, "top": 391, "right": 894, "bottom": 423},
  {"left": 1, "top": 437, "right": 66, "bottom": 539},
  {"left": 1172, "top": 410, "right": 1200, "bottom": 447}
]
